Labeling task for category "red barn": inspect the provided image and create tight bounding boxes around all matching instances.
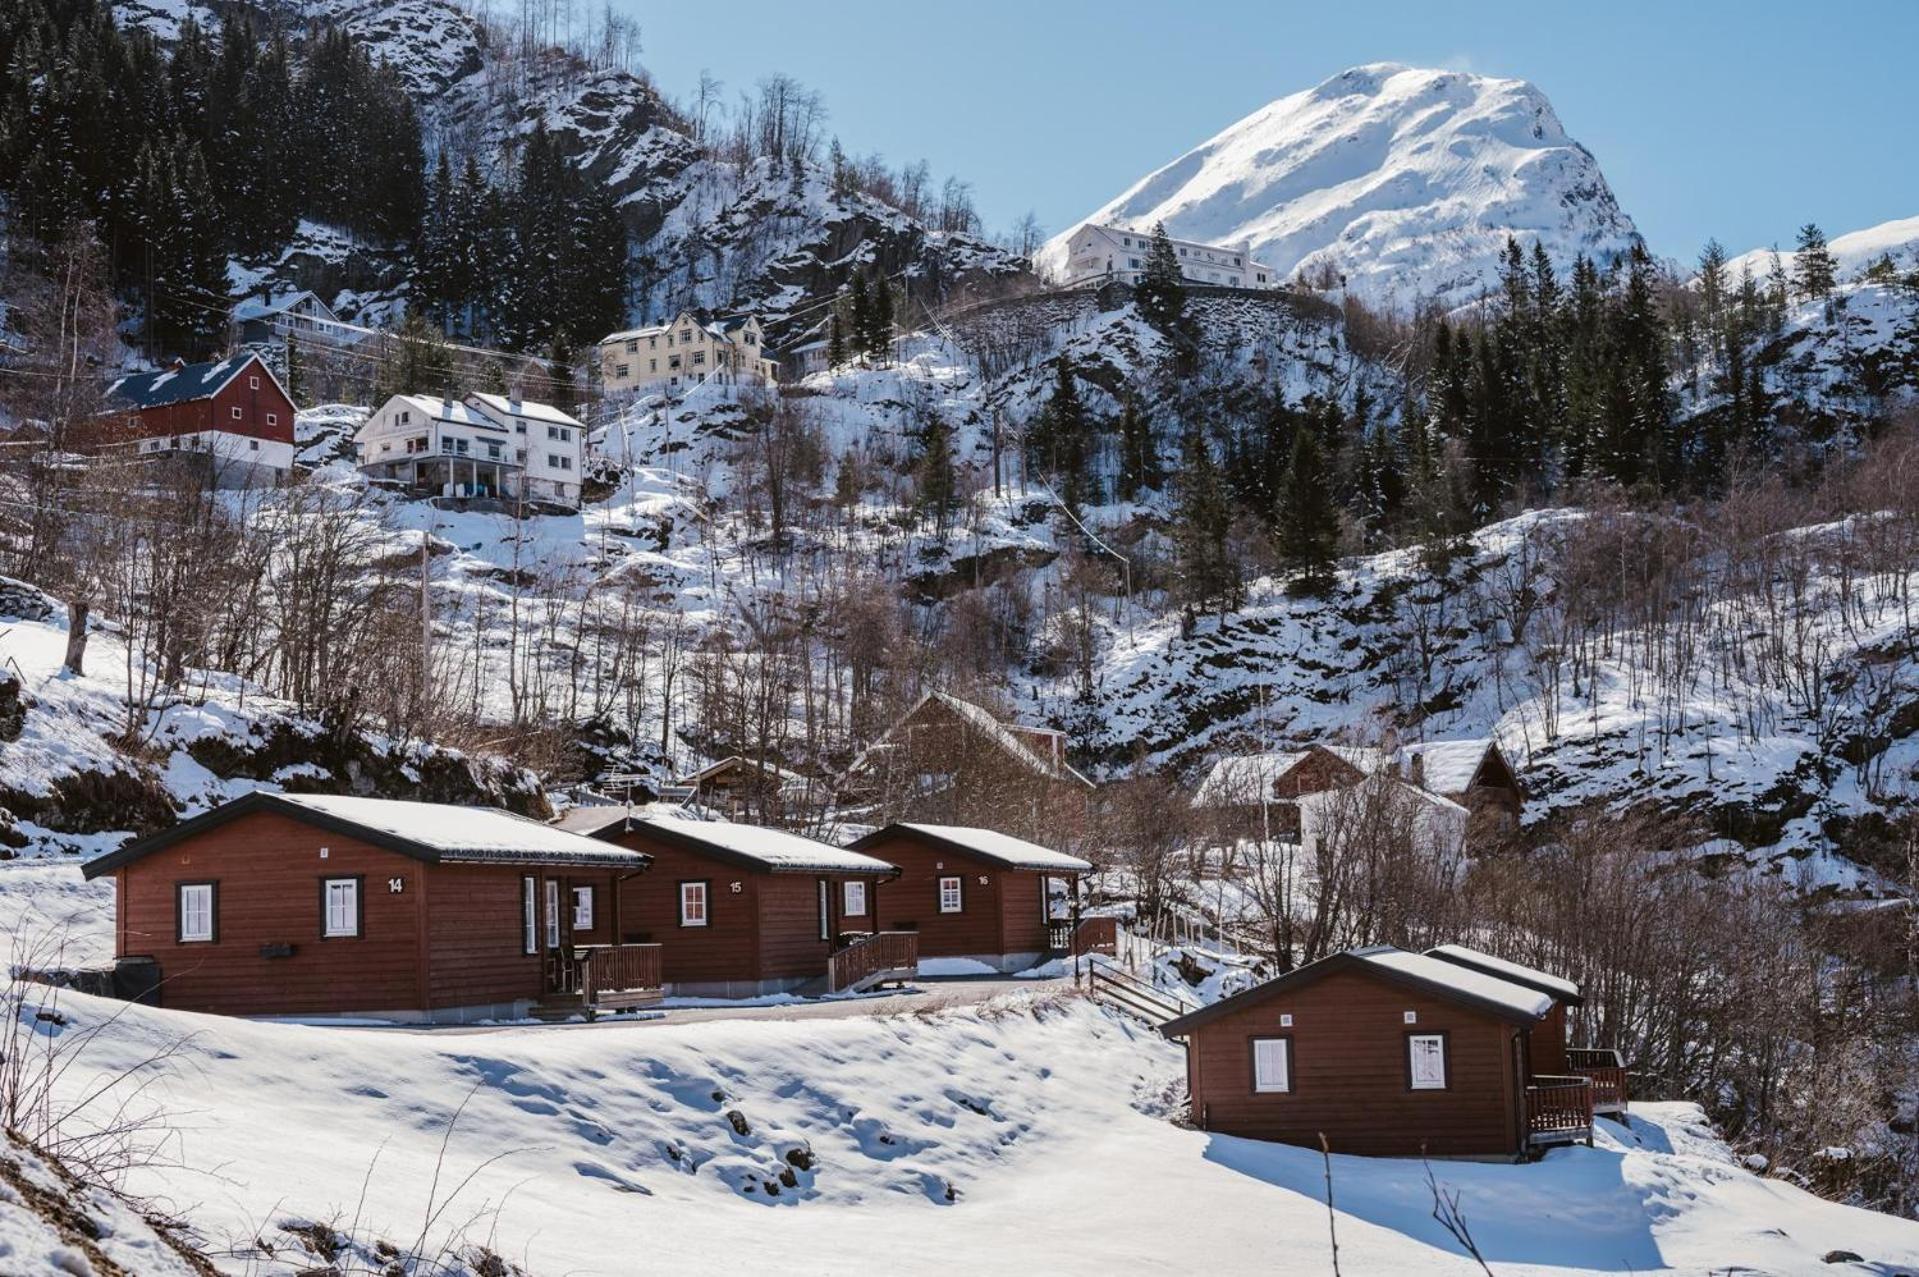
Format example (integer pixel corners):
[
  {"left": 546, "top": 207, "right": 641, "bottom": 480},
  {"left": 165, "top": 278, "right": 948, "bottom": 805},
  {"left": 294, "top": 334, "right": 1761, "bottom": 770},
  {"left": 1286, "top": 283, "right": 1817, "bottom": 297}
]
[
  {"left": 97, "top": 352, "right": 297, "bottom": 484},
  {"left": 557, "top": 809, "right": 911, "bottom": 997},
  {"left": 81, "top": 792, "right": 661, "bottom": 1022},
  {"left": 846, "top": 823, "right": 1093, "bottom": 973},
  {"left": 1159, "top": 946, "right": 1602, "bottom": 1159}
]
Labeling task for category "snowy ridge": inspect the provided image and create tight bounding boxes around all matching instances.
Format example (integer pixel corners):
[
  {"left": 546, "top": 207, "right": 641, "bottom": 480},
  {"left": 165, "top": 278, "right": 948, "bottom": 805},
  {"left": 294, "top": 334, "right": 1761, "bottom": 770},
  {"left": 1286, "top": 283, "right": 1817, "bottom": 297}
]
[
  {"left": 1038, "top": 62, "right": 1640, "bottom": 311},
  {"left": 1722, "top": 214, "right": 1919, "bottom": 288}
]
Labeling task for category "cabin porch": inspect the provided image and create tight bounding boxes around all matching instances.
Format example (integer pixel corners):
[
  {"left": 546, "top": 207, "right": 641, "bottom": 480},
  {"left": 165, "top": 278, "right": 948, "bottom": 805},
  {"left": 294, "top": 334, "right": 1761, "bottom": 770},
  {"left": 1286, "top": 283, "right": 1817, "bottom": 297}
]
[
  {"left": 534, "top": 942, "right": 664, "bottom": 1021},
  {"left": 1567, "top": 1046, "right": 1630, "bottom": 1116},
  {"left": 1526, "top": 1047, "right": 1629, "bottom": 1151}
]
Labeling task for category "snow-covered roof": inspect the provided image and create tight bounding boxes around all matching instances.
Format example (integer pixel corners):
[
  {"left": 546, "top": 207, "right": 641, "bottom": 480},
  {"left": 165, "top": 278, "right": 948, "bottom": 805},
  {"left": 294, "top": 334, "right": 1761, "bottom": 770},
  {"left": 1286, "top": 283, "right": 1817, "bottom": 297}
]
[
  {"left": 855, "top": 823, "right": 1093, "bottom": 873},
  {"left": 1159, "top": 943, "right": 1553, "bottom": 1038},
  {"left": 82, "top": 791, "right": 648, "bottom": 878},
  {"left": 231, "top": 290, "right": 335, "bottom": 323},
  {"left": 1298, "top": 774, "right": 1470, "bottom": 817},
  {"left": 1356, "top": 948, "right": 1554, "bottom": 1018},
  {"left": 1398, "top": 740, "right": 1497, "bottom": 795},
  {"left": 633, "top": 815, "right": 898, "bottom": 876},
  {"left": 466, "top": 392, "right": 584, "bottom": 428},
  {"left": 1427, "top": 944, "right": 1581, "bottom": 1005},
  {"left": 391, "top": 395, "right": 502, "bottom": 431},
  {"left": 104, "top": 354, "right": 264, "bottom": 412},
  {"left": 1192, "top": 751, "right": 1309, "bottom": 807}
]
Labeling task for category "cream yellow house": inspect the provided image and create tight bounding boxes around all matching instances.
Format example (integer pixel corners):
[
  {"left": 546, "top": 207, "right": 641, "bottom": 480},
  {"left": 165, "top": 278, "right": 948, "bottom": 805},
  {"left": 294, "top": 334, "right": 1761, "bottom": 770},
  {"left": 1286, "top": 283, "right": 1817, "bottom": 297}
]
[{"left": 598, "top": 312, "right": 779, "bottom": 397}]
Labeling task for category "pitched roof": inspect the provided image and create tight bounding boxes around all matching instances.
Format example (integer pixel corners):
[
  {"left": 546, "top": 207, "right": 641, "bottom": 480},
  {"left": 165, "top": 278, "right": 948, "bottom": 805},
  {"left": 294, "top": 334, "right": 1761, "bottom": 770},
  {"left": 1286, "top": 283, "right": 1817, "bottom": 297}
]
[
  {"left": 1299, "top": 774, "right": 1470, "bottom": 817},
  {"left": 1427, "top": 944, "right": 1581, "bottom": 1006},
  {"left": 104, "top": 354, "right": 268, "bottom": 412},
  {"left": 1157, "top": 945, "right": 1554, "bottom": 1038},
  {"left": 850, "top": 822, "right": 1093, "bottom": 873},
  {"left": 465, "top": 392, "right": 584, "bottom": 429},
  {"left": 603, "top": 814, "right": 898, "bottom": 876},
  {"left": 1192, "top": 750, "right": 1310, "bottom": 807},
  {"left": 389, "top": 394, "right": 502, "bottom": 431},
  {"left": 80, "top": 791, "right": 650, "bottom": 878},
  {"left": 231, "top": 290, "right": 337, "bottom": 323},
  {"left": 1399, "top": 740, "right": 1501, "bottom": 795}
]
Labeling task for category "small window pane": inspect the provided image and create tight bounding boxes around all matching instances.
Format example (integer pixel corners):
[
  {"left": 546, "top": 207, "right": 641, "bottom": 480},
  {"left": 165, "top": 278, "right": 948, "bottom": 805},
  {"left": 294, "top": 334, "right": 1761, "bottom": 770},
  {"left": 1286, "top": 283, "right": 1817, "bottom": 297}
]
[
  {"left": 1253, "top": 1037, "right": 1291, "bottom": 1093},
  {"left": 522, "top": 878, "right": 537, "bottom": 954},
  {"left": 938, "top": 876, "right": 963, "bottom": 914},
  {"left": 572, "top": 886, "right": 594, "bottom": 930},
  {"left": 179, "top": 884, "right": 214, "bottom": 942},
  {"left": 323, "top": 878, "right": 359, "bottom": 938},
  {"left": 544, "top": 879, "right": 560, "bottom": 948},
  {"left": 1409, "top": 1034, "right": 1448, "bottom": 1089},
  {"left": 843, "top": 881, "right": 867, "bottom": 916},
  {"left": 680, "top": 882, "right": 709, "bottom": 927}
]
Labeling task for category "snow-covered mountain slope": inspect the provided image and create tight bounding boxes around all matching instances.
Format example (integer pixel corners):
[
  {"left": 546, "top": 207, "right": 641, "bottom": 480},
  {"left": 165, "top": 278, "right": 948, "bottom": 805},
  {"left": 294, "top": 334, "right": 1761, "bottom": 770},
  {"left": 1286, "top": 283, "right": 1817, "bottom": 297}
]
[
  {"left": 39, "top": 987, "right": 1919, "bottom": 1275},
  {"left": 1723, "top": 214, "right": 1919, "bottom": 286},
  {"left": 1038, "top": 63, "right": 1641, "bottom": 312}
]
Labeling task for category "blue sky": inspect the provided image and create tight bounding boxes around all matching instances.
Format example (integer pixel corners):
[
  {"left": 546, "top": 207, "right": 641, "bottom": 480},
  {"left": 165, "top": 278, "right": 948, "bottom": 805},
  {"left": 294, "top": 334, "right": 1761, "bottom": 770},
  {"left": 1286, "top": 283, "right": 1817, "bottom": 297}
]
[{"left": 621, "top": 0, "right": 1919, "bottom": 261}]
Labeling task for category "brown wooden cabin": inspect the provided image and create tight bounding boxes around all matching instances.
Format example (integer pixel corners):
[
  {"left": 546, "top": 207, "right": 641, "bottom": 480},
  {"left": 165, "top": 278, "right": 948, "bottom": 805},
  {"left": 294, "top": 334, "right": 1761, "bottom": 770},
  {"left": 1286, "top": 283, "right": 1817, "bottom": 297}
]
[
  {"left": 1427, "top": 944, "right": 1628, "bottom": 1117},
  {"left": 846, "top": 823, "right": 1094, "bottom": 972},
  {"left": 80, "top": 791, "right": 662, "bottom": 1023},
  {"left": 1398, "top": 741, "right": 1526, "bottom": 838},
  {"left": 1192, "top": 745, "right": 1369, "bottom": 838},
  {"left": 557, "top": 809, "right": 912, "bottom": 998},
  {"left": 1158, "top": 945, "right": 1598, "bottom": 1160}
]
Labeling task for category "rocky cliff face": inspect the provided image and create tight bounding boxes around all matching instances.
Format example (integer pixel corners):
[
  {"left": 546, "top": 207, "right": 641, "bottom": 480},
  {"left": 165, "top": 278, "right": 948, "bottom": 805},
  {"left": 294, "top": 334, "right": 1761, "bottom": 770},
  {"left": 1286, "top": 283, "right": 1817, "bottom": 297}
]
[{"left": 1038, "top": 62, "right": 1642, "bottom": 312}]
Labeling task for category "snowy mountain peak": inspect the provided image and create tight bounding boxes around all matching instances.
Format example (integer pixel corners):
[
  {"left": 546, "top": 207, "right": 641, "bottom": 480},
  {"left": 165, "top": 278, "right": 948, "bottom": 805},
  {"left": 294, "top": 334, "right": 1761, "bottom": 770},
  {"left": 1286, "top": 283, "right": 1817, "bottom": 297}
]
[{"left": 1039, "top": 63, "right": 1641, "bottom": 311}]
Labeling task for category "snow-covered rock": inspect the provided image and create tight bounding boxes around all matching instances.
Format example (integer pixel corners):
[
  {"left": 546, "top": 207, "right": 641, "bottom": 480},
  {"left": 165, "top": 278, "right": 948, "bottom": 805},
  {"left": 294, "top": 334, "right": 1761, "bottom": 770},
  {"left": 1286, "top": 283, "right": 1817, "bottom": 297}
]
[
  {"left": 1037, "top": 62, "right": 1641, "bottom": 312},
  {"left": 1722, "top": 214, "right": 1919, "bottom": 289}
]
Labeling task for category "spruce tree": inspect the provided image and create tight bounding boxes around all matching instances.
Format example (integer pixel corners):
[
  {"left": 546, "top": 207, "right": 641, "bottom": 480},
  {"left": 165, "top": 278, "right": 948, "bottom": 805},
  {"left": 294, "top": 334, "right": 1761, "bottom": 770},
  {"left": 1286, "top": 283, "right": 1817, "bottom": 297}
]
[
  {"left": 1115, "top": 393, "right": 1161, "bottom": 501},
  {"left": 845, "top": 275, "right": 870, "bottom": 365},
  {"left": 1276, "top": 426, "right": 1337, "bottom": 596},
  {"left": 826, "top": 313, "right": 845, "bottom": 369},
  {"left": 867, "top": 271, "right": 894, "bottom": 363},
  {"left": 1792, "top": 222, "right": 1838, "bottom": 301},
  {"left": 1173, "top": 423, "right": 1236, "bottom": 617},
  {"left": 1136, "top": 222, "right": 1188, "bottom": 337},
  {"left": 1031, "top": 355, "right": 1095, "bottom": 513},
  {"left": 916, "top": 411, "right": 958, "bottom": 535}
]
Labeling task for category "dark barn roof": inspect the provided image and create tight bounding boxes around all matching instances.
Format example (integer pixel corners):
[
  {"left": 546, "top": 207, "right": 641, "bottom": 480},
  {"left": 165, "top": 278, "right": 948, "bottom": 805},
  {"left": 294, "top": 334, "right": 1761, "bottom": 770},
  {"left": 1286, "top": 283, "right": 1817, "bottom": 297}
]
[{"left": 103, "top": 354, "right": 267, "bottom": 412}]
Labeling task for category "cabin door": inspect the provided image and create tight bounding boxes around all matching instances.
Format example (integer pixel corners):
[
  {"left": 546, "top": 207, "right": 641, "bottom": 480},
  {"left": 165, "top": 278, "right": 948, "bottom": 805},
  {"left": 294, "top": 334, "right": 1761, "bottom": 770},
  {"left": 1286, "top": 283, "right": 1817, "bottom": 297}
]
[{"left": 542, "top": 877, "right": 573, "bottom": 994}]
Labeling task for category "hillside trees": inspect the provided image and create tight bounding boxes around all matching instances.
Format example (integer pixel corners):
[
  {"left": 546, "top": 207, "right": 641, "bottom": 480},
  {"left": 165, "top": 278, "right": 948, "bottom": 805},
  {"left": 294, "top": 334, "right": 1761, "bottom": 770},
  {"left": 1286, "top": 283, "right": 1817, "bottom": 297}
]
[{"left": 1135, "top": 223, "right": 1189, "bottom": 339}]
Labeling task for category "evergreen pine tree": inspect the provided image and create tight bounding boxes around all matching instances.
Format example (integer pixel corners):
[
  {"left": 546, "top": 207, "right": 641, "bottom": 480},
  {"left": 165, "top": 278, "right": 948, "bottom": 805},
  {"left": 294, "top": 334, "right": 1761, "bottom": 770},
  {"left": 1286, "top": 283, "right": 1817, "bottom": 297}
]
[
  {"left": 1135, "top": 222, "right": 1189, "bottom": 338},
  {"left": 826, "top": 313, "right": 845, "bottom": 369},
  {"left": 845, "top": 274, "right": 870, "bottom": 365},
  {"left": 867, "top": 271, "right": 894, "bottom": 363},
  {"left": 1030, "top": 355, "right": 1095, "bottom": 513},
  {"left": 1114, "top": 393, "right": 1161, "bottom": 501},
  {"left": 1173, "top": 423, "right": 1236, "bottom": 617},
  {"left": 1276, "top": 426, "right": 1338, "bottom": 595},
  {"left": 1792, "top": 222, "right": 1838, "bottom": 301},
  {"left": 916, "top": 411, "right": 958, "bottom": 534}
]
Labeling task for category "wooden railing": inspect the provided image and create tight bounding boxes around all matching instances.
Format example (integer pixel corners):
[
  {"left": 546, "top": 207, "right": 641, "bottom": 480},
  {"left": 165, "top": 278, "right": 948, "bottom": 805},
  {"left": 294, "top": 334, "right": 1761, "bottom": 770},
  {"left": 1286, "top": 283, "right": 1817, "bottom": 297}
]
[
  {"left": 1075, "top": 916, "right": 1119, "bottom": 956},
  {"left": 1566, "top": 1047, "right": 1630, "bottom": 1112},
  {"left": 1047, "top": 920, "right": 1073, "bottom": 952},
  {"left": 1525, "top": 1074, "right": 1595, "bottom": 1143},
  {"left": 578, "top": 943, "right": 663, "bottom": 1007},
  {"left": 829, "top": 931, "right": 918, "bottom": 994},
  {"left": 1086, "top": 962, "right": 1190, "bottom": 1026}
]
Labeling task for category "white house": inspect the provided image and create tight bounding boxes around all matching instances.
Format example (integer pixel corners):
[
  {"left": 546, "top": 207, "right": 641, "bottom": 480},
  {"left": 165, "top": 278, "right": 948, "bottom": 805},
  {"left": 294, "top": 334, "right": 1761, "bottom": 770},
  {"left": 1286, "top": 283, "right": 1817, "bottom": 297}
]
[
  {"left": 229, "top": 290, "right": 365, "bottom": 348},
  {"left": 1296, "top": 772, "right": 1469, "bottom": 864},
  {"left": 1056, "top": 223, "right": 1279, "bottom": 290},
  {"left": 352, "top": 392, "right": 585, "bottom": 508},
  {"left": 598, "top": 312, "right": 779, "bottom": 398}
]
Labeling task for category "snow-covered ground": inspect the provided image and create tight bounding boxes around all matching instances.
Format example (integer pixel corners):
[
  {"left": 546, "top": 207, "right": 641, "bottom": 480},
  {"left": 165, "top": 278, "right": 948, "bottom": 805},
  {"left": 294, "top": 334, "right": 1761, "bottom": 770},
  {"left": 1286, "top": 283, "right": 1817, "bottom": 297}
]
[{"left": 26, "top": 984, "right": 1919, "bottom": 1275}]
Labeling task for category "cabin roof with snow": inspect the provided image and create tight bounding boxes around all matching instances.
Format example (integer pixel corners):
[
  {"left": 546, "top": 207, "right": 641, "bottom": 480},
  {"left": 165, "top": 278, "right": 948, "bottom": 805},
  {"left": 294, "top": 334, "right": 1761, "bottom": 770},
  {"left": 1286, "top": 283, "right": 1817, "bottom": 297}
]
[
  {"left": 103, "top": 353, "right": 274, "bottom": 412},
  {"left": 388, "top": 395, "right": 503, "bottom": 431},
  {"left": 850, "top": 822, "right": 1094, "bottom": 873},
  {"left": 562, "top": 811, "right": 898, "bottom": 877},
  {"left": 1299, "top": 773, "right": 1471, "bottom": 817},
  {"left": 1427, "top": 944, "right": 1582, "bottom": 1006},
  {"left": 82, "top": 791, "right": 651, "bottom": 878},
  {"left": 1397, "top": 739, "right": 1520, "bottom": 797},
  {"left": 1158, "top": 944, "right": 1555, "bottom": 1038},
  {"left": 851, "top": 690, "right": 1094, "bottom": 789}
]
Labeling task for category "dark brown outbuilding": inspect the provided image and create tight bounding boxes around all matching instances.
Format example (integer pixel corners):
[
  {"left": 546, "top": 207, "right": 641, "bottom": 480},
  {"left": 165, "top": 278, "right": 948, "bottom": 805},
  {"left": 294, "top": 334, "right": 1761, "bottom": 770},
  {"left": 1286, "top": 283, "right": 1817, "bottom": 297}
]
[
  {"left": 558, "top": 809, "right": 906, "bottom": 997},
  {"left": 846, "top": 823, "right": 1093, "bottom": 973},
  {"left": 81, "top": 791, "right": 656, "bottom": 1022},
  {"left": 1158, "top": 946, "right": 1593, "bottom": 1160}
]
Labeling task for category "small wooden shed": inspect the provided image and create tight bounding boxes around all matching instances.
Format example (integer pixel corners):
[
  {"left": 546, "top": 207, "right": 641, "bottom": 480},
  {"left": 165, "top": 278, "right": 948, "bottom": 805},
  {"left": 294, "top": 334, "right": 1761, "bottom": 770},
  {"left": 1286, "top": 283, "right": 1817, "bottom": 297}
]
[
  {"left": 1158, "top": 946, "right": 1591, "bottom": 1159},
  {"left": 846, "top": 823, "right": 1093, "bottom": 972},
  {"left": 558, "top": 809, "right": 908, "bottom": 997},
  {"left": 81, "top": 792, "right": 658, "bottom": 1022}
]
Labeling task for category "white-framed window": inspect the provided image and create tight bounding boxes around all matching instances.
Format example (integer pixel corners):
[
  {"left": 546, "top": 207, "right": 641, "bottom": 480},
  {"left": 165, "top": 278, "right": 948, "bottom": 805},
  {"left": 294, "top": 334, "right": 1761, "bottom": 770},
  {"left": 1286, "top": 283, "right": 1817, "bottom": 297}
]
[
  {"left": 521, "top": 876, "right": 537, "bottom": 954},
  {"left": 544, "top": 879, "right": 561, "bottom": 948},
  {"left": 1408, "top": 1033, "right": 1448, "bottom": 1090},
  {"left": 230, "top": 406, "right": 243, "bottom": 419},
  {"left": 679, "top": 881, "right": 709, "bottom": 927},
  {"left": 572, "top": 885, "right": 594, "bottom": 930},
  {"left": 322, "top": 877, "right": 361, "bottom": 938},
  {"left": 249, "top": 375, "right": 260, "bottom": 389},
  {"left": 1252, "top": 1036, "right": 1291, "bottom": 1093},
  {"left": 843, "top": 880, "right": 867, "bottom": 917},
  {"left": 177, "top": 882, "right": 215, "bottom": 943},
  {"left": 938, "top": 876, "right": 963, "bottom": 914},
  {"left": 265, "top": 413, "right": 277, "bottom": 426}
]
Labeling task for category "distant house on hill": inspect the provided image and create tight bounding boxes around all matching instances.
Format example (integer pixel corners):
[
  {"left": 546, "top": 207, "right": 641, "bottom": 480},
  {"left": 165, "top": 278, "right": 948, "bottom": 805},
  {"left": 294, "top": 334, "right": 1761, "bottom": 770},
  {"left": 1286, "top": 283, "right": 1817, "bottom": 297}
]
[
  {"left": 229, "top": 290, "right": 363, "bottom": 348},
  {"left": 96, "top": 352, "right": 296, "bottom": 485},
  {"left": 1194, "top": 737, "right": 1523, "bottom": 842},
  {"left": 1056, "top": 223, "right": 1279, "bottom": 290},
  {"left": 598, "top": 311, "right": 778, "bottom": 398},
  {"left": 673, "top": 756, "right": 820, "bottom": 823},
  {"left": 839, "top": 691, "right": 1095, "bottom": 839},
  {"left": 352, "top": 392, "right": 585, "bottom": 507}
]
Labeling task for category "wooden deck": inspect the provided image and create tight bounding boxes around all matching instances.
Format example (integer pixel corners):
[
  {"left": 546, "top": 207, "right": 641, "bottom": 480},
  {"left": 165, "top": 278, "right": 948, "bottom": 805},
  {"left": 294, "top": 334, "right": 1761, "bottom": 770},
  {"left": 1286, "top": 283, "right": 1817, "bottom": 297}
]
[
  {"left": 537, "top": 943, "right": 664, "bottom": 1019},
  {"left": 1567, "top": 1046, "right": 1630, "bottom": 1115},
  {"left": 1525, "top": 1074, "right": 1595, "bottom": 1148},
  {"left": 828, "top": 931, "right": 918, "bottom": 994}
]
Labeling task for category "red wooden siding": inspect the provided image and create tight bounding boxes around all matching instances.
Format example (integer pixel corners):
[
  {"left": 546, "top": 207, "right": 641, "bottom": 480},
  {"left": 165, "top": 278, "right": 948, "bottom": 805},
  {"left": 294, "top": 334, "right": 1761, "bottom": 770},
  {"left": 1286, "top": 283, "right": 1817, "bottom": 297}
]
[
  {"left": 114, "top": 809, "right": 426, "bottom": 1017},
  {"left": 856, "top": 832, "right": 1058, "bottom": 961},
  {"left": 1184, "top": 967, "right": 1523, "bottom": 1158}
]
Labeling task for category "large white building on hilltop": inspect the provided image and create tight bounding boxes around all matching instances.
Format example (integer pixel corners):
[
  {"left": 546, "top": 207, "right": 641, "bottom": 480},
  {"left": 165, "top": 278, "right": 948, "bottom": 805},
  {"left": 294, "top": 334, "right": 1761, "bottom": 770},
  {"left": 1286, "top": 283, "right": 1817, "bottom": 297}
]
[
  {"left": 1056, "top": 223, "right": 1280, "bottom": 291},
  {"left": 598, "top": 312, "right": 779, "bottom": 398},
  {"left": 353, "top": 392, "right": 586, "bottom": 508}
]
